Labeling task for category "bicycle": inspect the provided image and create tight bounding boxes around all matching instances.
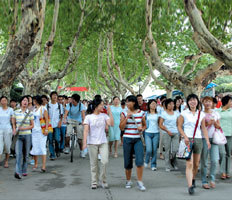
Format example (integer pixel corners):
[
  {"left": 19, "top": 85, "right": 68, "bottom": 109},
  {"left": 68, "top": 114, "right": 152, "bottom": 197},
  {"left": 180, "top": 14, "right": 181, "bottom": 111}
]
[{"left": 66, "top": 121, "right": 78, "bottom": 162}]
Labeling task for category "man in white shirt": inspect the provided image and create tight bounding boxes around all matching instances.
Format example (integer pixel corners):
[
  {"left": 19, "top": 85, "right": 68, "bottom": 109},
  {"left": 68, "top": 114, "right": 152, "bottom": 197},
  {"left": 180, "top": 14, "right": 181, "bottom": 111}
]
[{"left": 47, "top": 91, "right": 63, "bottom": 160}]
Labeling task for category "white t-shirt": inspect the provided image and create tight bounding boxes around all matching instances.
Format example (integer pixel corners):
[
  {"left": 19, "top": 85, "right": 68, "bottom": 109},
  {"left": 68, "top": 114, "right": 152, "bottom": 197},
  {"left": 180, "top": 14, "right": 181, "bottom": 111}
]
[
  {"left": 160, "top": 111, "right": 179, "bottom": 134},
  {"left": 157, "top": 106, "right": 164, "bottom": 115},
  {"left": 181, "top": 109, "right": 205, "bottom": 138},
  {"left": 145, "top": 113, "right": 159, "bottom": 133},
  {"left": 47, "top": 103, "right": 63, "bottom": 128},
  {"left": 0, "top": 107, "right": 14, "bottom": 130},
  {"left": 84, "top": 113, "right": 109, "bottom": 145},
  {"left": 204, "top": 110, "right": 220, "bottom": 138}
]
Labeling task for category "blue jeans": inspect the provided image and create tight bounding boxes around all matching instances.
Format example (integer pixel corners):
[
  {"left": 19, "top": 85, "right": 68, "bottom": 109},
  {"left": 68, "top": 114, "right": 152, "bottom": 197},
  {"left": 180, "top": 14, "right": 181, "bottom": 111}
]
[
  {"left": 15, "top": 134, "right": 32, "bottom": 175},
  {"left": 123, "top": 137, "right": 144, "bottom": 169},
  {"left": 48, "top": 128, "right": 61, "bottom": 158},
  {"left": 145, "top": 132, "right": 160, "bottom": 168},
  {"left": 201, "top": 138, "right": 219, "bottom": 184},
  {"left": 60, "top": 126, "right": 66, "bottom": 150}
]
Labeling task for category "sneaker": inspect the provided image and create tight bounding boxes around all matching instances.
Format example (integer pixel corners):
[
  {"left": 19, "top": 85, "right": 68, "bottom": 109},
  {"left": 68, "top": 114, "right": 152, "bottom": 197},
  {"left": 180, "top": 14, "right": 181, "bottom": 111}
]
[
  {"left": 80, "top": 151, "right": 86, "bottom": 158},
  {"left": 98, "top": 154, "right": 101, "bottom": 160},
  {"left": 125, "top": 180, "right": 133, "bottom": 189},
  {"left": 165, "top": 168, "right": 171, "bottom": 172},
  {"left": 100, "top": 181, "right": 109, "bottom": 189},
  {"left": 91, "top": 184, "right": 98, "bottom": 189},
  {"left": 144, "top": 163, "right": 148, "bottom": 168},
  {"left": 151, "top": 167, "right": 157, "bottom": 171},
  {"left": 56, "top": 152, "right": 61, "bottom": 158},
  {"left": 50, "top": 156, "right": 55, "bottom": 161},
  {"left": 22, "top": 173, "right": 28, "bottom": 176},
  {"left": 188, "top": 186, "right": 195, "bottom": 195},
  {"left": 30, "top": 159, "right": 35, "bottom": 165},
  {"left": 64, "top": 148, "right": 70, "bottom": 154},
  {"left": 137, "top": 181, "right": 146, "bottom": 191},
  {"left": 173, "top": 165, "right": 179, "bottom": 171},
  {"left": 14, "top": 173, "right": 22, "bottom": 179}
]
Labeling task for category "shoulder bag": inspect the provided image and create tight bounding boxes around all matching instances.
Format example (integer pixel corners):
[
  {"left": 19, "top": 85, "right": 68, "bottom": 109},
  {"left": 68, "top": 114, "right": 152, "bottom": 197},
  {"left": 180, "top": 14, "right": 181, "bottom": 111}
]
[{"left": 177, "top": 111, "right": 201, "bottom": 160}]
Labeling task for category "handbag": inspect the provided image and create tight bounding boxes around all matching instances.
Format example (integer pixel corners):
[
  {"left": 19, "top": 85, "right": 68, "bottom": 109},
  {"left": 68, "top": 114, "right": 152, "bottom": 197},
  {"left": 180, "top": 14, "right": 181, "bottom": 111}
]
[
  {"left": 40, "top": 106, "right": 53, "bottom": 134},
  {"left": 177, "top": 111, "right": 201, "bottom": 160},
  {"left": 213, "top": 128, "right": 227, "bottom": 145}
]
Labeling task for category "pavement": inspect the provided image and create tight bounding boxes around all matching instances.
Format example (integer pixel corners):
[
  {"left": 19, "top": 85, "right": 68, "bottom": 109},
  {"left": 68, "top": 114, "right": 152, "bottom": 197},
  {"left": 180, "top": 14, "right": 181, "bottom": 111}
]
[{"left": 0, "top": 146, "right": 232, "bottom": 200}]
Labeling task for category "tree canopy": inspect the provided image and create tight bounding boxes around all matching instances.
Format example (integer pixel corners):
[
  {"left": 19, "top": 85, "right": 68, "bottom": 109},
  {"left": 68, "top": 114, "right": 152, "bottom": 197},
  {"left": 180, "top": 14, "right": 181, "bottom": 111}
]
[{"left": 0, "top": 0, "right": 231, "bottom": 98}]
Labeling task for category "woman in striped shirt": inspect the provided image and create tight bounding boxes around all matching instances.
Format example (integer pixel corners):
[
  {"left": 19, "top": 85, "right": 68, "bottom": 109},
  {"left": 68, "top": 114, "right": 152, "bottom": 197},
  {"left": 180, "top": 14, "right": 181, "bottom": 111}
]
[{"left": 120, "top": 95, "right": 147, "bottom": 191}]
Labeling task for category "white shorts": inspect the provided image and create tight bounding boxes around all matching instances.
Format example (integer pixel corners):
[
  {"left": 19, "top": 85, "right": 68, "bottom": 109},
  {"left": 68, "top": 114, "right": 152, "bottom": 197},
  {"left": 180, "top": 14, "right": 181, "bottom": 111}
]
[
  {"left": 0, "top": 129, "right": 13, "bottom": 154},
  {"left": 67, "top": 119, "right": 83, "bottom": 139}
]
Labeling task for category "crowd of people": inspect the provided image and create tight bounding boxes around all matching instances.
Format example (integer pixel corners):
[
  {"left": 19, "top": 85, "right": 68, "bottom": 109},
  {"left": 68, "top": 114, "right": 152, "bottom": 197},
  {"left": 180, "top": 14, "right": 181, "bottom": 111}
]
[{"left": 0, "top": 92, "right": 231, "bottom": 195}]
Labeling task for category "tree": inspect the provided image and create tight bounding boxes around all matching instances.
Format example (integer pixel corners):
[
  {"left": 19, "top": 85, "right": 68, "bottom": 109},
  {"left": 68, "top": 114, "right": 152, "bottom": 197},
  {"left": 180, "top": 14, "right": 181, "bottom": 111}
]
[
  {"left": 143, "top": 0, "right": 231, "bottom": 97},
  {"left": 18, "top": 0, "right": 93, "bottom": 95},
  {"left": 0, "top": 0, "right": 46, "bottom": 97}
]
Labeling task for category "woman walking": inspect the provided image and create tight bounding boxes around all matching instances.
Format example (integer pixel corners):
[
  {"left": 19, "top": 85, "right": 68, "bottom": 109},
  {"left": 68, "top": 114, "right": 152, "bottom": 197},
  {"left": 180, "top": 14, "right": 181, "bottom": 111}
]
[
  {"left": 218, "top": 95, "right": 232, "bottom": 180},
  {"left": 82, "top": 98, "right": 114, "bottom": 189},
  {"left": 178, "top": 94, "right": 210, "bottom": 195},
  {"left": 144, "top": 99, "right": 160, "bottom": 171},
  {"left": 0, "top": 96, "right": 14, "bottom": 168},
  {"left": 119, "top": 95, "right": 147, "bottom": 191},
  {"left": 12, "top": 96, "right": 34, "bottom": 179},
  {"left": 30, "top": 96, "right": 49, "bottom": 172},
  {"left": 159, "top": 98, "right": 180, "bottom": 172},
  {"left": 109, "top": 96, "right": 122, "bottom": 157},
  {"left": 201, "top": 96, "right": 220, "bottom": 189}
]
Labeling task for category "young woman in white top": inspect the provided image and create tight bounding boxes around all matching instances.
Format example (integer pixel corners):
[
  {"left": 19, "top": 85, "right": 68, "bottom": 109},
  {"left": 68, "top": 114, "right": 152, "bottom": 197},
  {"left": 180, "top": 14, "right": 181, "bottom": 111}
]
[
  {"left": 82, "top": 98, "right": 114, "bottom": 189},
  {"left": 30, "top": 96, "right": 49, "bottom": 172},
  {"left": 159, "top": 98, "right": 180, "bottom": 171},
  {"left": 201, "top": 96, "right": 220, "bottom": 189},
  {"left": 178, "top": 94, "right": 211, "bottom": 195},
  {"left": 0, "top": 96, "right": 14, "bottom": 168}
]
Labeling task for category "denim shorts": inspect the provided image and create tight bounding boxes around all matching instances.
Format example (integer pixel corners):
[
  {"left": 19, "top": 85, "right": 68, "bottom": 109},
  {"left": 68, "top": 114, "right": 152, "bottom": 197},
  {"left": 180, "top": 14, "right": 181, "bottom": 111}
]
[{"left": 123, "top": 137, "right": 144, "bottom": 169}]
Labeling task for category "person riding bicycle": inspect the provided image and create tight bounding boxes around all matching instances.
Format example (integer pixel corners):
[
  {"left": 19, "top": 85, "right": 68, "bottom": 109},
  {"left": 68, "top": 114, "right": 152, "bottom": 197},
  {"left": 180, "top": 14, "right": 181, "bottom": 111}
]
[{"left": 63, "top": 94, "right": 86, "bottom": 157}]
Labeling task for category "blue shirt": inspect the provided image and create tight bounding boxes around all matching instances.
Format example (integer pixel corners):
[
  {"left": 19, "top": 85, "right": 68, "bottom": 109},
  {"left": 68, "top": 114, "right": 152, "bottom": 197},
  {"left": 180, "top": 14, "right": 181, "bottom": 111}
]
[
  {"left": 66, "top": 103, "right": 85, "bottom": 123},
  {"left": 145, "top": 113, "right": 159, "bottom": 133},
  {"left": 160, "top": 111, "right": 180, "bottom": 134}
]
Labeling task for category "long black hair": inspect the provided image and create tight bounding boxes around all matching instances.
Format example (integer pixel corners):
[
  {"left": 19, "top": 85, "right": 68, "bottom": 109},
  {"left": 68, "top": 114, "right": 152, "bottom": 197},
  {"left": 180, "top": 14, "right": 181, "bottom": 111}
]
[
  {"left": 33, "top": 95, "right": 43, "bottom": 106},
  {"left": 174, "top": 98, "right": 181, "bottom": 112},
  {"left": 86, "top": 98, "right": 103, "bottom": 114},
  {"left": 147, "top": 99, "right": 157, "bottom": 113},
  {"left": 126, "top": 95, "right": 140, "bottom": 110}
]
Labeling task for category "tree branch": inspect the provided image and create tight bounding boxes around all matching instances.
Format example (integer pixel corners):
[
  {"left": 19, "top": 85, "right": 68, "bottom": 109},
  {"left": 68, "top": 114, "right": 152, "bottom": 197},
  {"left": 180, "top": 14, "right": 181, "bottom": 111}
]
[{"left": 184, "top": 0, "right": 232, "bottom": 67}]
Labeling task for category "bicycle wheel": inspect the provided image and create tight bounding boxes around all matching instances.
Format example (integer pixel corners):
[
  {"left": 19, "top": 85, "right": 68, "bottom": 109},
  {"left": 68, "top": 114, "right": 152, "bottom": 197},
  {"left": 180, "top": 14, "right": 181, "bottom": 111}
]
[{"left": 70, "top": 134, "right": 75, "bottom": 162}]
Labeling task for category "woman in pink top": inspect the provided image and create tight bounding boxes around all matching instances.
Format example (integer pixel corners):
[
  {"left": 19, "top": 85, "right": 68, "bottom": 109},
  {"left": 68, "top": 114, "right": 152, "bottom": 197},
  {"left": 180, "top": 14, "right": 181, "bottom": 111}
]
[{"left": 82, "top": 98, "right": 114, "bottom": 189}]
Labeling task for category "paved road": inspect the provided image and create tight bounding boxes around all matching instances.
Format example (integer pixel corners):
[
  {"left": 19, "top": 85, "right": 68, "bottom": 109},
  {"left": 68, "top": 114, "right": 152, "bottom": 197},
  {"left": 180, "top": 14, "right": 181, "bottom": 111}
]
[{"left": 0, "top": 146, "right": 231, "bottom": 200}]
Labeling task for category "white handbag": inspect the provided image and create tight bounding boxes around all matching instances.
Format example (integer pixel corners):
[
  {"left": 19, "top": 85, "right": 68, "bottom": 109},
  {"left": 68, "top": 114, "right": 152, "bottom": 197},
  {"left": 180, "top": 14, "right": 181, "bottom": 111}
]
[{"left": 213, "top": 128, "right": 227, "bottom": 145}]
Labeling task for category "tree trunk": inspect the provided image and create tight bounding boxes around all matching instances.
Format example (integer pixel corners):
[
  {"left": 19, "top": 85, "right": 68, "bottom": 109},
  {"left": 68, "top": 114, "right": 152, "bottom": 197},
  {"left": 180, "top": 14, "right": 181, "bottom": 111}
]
[
  {"left": 0, "top": 0, "right": 46, "bottom": 93},
  {"left": 0, "top": 86, "right": 11, "bottom": 99}
]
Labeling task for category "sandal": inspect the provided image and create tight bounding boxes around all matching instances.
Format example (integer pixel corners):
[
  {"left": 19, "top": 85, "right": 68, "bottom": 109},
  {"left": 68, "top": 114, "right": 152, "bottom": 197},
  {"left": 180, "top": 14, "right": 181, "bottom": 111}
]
[
  {"left": 4, "top": 163, "right": 9, "bottom": 168},
  {"left": 114, "top": 153, "right": 118, "bottom": 158},
  {"left": 210, "top": 182, "right": 216, "bottom": 188},
  {"left": 91, "top": 184, "right": 97, "bottom": 189},
  {"left": 226, "top": 174, "right": 230, "bottom": 179},
  {"left": 41, "top": 168, "right": 46, "bottom": 173},
  {"left": 221, "top": 173, "right": 226, "bottom": 180},
  {"left": 202, "top": 184, "right": 210, "bottom": 189}
]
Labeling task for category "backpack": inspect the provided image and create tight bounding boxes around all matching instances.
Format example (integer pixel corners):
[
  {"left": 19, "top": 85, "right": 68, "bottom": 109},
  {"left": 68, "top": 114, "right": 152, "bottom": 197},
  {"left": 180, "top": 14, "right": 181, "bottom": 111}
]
[
  {"left": 69, "top": 102, "right": 81, "bottom": 116},
  {"left": 47, "top": 103, "right": 62, "bottom": 119}
]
